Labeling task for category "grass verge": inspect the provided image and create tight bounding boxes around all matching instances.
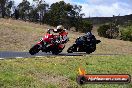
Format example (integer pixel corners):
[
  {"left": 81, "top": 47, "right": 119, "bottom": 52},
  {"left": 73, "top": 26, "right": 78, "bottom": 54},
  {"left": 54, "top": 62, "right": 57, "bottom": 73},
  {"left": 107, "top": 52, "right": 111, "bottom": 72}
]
[{"left": 0, "top": 55, "right": 132, "bottom": 88}]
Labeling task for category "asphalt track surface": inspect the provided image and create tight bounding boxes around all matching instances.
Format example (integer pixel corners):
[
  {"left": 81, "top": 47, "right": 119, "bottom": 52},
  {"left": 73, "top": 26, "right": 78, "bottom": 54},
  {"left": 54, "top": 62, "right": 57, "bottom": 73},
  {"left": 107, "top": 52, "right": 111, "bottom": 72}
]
[{"left": 0, "top": 51, "right": 122, "bottom": 59}]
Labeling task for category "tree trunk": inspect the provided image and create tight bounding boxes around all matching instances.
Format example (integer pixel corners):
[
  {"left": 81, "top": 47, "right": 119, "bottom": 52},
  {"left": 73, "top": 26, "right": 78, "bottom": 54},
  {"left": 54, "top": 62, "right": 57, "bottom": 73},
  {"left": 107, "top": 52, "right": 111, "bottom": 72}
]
[
  {"left": 0, "top": 0, "right": 6, "bottom": 18},
  {"left": 1, "top": 5, "right": 5, "bottom": 18}
]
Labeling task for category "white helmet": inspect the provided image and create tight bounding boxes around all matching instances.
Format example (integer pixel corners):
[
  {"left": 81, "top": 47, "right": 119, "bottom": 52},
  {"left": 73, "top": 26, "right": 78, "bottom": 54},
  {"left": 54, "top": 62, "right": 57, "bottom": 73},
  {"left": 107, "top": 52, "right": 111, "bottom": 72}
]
[
  {"left": 55, "top": 25, "right": 64, "bottom": 33},
  {"left": 57, "top": 25, "right": 64, "bottom": 29}
]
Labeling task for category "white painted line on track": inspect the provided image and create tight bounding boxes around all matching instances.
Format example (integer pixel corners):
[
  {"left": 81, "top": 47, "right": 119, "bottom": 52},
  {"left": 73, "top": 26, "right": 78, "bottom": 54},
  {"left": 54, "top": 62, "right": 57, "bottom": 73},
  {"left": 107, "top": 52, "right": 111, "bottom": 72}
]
[
  {"left": 35, "top": 56, "right": 43, "bottom": 58},
  {"left": 0, "top": 58, "right": 4, "bottom": 60},
  {"left": 15, "top": 57, "right": 24, "bottom": 58}
]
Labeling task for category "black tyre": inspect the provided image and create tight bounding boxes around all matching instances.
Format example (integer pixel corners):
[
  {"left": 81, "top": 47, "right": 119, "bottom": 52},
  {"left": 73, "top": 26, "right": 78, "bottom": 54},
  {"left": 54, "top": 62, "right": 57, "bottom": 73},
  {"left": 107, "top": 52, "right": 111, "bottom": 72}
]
[
  {"left": 86, "top": 50, "right": 92, "bottom": 54},
  {"left": 51, "top": 46, "right": 60, "bottom": 55},
  {"left": 52, "top": 49, "right": 60, "bottom": 55},
  {"left": 29, "top": 45, "right": 40, "bottom": 55},
  {"left": 85, "top": 47, "right": 93, "bottom": 54},
  {"left": 86, "top": 45, "right": 96, "bottom": 54},
  {"left": 52, "top": 51, "right": 60, "bottom": 55},
  {"left": 91, "top": 45, "right": 96, "bottom": 52},
  {"left": 67, "top": 46, "right": 74, "bottom": 53}
]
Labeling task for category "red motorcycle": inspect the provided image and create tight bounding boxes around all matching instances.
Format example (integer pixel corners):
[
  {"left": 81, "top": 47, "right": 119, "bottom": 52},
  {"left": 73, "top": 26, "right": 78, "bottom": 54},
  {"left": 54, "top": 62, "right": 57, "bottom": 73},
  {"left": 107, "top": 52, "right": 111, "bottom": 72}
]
[{"left": 29, "top": 30, "right": 68, "bottom": 55}]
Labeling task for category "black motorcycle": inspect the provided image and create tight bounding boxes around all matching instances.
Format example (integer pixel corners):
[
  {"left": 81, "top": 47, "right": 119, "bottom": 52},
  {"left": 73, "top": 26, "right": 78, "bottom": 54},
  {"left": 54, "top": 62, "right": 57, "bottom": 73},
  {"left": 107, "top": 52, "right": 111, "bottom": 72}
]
[{"left": 67, "top": 36, "right": 101, "bottom": 54}]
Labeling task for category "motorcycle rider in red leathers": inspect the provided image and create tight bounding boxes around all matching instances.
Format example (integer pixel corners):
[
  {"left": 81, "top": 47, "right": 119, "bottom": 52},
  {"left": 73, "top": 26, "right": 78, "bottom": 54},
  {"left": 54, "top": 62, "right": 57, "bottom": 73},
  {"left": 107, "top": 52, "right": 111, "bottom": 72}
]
[{"left": 44, "top": 25, "right": 69, "bottom": 49}]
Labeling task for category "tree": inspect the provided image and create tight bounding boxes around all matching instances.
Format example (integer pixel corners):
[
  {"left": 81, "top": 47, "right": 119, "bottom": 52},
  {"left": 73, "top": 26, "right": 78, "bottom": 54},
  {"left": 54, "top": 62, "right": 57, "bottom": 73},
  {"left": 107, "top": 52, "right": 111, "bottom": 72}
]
[
  {"left": 28, "top": 6, "right": 39, "bottom": 22},
  {"left": 6, "top": 0, "right": 14, "bottom": 17},
  {"left": 0, "top": 0, "right": 6, "bottom": 18},
  {"left": 43, "top": 1, "right": 85, "bottom": 31},
  {"left": 46, "top": 1, "right": 68, "bottom": 26},
  {"left": 18, "top": 0, "right": 30, "bottom": 21},
  {"left": 0, "top": 0, "right": 14, "bottom": 18},
  {"left": 27, "top": 0, "right": 49, "bottom": 23},
  {"left": 97, "top": 23, "right": 119, "bottom": 39},
  {"left": 81, "top": 20, "right": 93, "bottom": 32},
  {"left": 71, "top": 5, "right": 83, "bottom": 31},
  {"left": 37, "top": 0, "right": 49, "bottom": 23},
  {"left": 14, "top": 8, "right": 19, "bottom": 19}
]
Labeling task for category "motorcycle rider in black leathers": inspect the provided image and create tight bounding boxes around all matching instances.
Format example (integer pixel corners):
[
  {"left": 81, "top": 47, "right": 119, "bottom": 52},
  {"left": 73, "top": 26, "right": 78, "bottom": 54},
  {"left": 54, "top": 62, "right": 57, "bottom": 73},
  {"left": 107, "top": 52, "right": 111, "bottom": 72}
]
[
  {"left": 74, "top": 31, "right": 96, "bottom": 51},
  {"left": 77, "top": 32, "right": 96, "bottom": 44}
]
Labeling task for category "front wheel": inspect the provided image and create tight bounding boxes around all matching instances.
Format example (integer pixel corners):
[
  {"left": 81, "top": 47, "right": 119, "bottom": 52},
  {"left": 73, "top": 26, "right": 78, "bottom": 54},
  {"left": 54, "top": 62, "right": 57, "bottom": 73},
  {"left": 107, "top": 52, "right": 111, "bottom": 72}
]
[
  {"left": 67, "top": 47, "right": 73, "bottom": 53},
  {"left": 29, "top": 45, "right": 40, "bottom": 55},
  {"left": 67, "top": 44, "right": 76, "bottom": 53}
]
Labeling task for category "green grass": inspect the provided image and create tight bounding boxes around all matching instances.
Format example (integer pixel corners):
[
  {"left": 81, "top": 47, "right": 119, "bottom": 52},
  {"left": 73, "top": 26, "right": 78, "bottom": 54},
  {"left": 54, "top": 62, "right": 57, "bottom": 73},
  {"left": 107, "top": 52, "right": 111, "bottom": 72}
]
[
  {"left": 120, "top": 25, "right": 132, "bottom": 41},
  {"left": 0, "top": 55, "right": 132, "bottom": 88}
]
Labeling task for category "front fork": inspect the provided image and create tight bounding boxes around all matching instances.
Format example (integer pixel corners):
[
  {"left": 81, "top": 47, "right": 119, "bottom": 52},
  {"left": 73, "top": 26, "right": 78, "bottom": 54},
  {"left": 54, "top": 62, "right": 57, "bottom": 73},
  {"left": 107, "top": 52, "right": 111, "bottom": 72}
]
[
  {"left": 40, "top": 41, "right": 50, "bottom": 52},
  {"left": 72, "top": 44, "right": 78, "bottom": 51},
  {"left": 37, "top": 41, "right": 44, "bottom": 50}
]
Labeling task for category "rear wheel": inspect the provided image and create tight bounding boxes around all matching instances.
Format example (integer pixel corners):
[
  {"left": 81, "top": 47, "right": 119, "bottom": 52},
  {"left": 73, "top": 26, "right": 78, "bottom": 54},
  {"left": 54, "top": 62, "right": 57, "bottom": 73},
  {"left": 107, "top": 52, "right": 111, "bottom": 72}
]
[
  {"left": 52, "top": 48, "right": 60, "bottom": 55},
  {"left": 86, "top": 45, "right": 96, "bottom": 54},
  {"left": 86, "top": 49, "right": 92, "bottom": 54},
  {"left": 51, "top": 45, "right": 60, "bottom": 55},
  {"left": 29, "top": 45, "right": 40, "bottom": 55},
  {"left": 52, "top": 51, "right": 60, "bottom": 55}
]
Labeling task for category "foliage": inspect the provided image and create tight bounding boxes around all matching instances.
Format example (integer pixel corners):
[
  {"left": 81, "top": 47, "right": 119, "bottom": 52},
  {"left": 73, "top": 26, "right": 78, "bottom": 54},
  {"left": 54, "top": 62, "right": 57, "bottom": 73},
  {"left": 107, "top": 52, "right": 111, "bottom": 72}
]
[
  {"left": 98, "top": 22, "right": 132, "bottom": 41},
  {"left": 97, "top": 23, "right": 119, "bottom": 39},
  {"left": 0, "top": 0, "right": 14, "bottom": 18},
  {"left": 120, "top": 26, "right": 132, "bottom": 41},
  {"left": 17, "top": 0, "right": 30, "bottom": 20},
  {"left": 97, "top": 24, "right": 110, "bottom": 38},
  {"left": 14, "top": 9, "right": 19, "bottom": 19},
  {"left": 43, "top": 1, "right": 82, "bottom": 30},
  {"left": 0, "top": 0, "right": 93, "bottom": 32},
  {"left": 35, "top": 0, "right": 49, "bottom": 23},
  {"left": 80, "top": 20, "right": 93, "bottom": 32}
]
